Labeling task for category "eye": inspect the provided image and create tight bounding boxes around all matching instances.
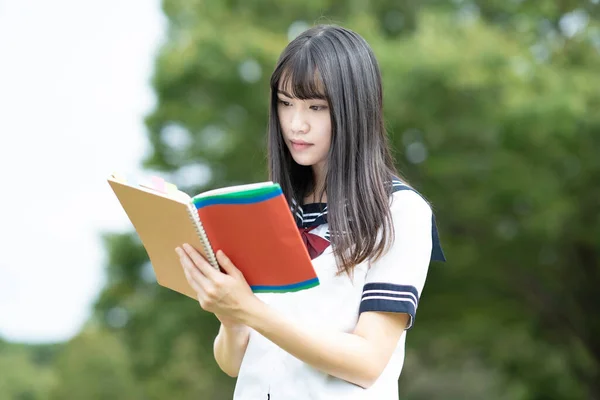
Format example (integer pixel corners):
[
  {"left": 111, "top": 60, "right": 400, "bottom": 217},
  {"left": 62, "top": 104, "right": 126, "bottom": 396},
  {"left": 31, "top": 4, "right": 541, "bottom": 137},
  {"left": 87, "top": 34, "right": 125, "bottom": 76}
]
[
  {"left": 278, "top": 99, "right": 291, "bottom": 107},
  {"left": 310, "top": 105, "right": 328, "bottom": 111}
]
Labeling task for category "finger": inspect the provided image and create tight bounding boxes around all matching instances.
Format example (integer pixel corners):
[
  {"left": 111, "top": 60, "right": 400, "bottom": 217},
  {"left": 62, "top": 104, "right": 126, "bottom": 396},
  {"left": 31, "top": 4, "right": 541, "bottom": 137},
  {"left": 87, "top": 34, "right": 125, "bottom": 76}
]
[
  {"left": 216, "top": 250, "right": 241, "bottom": 277},
  {"left": 182, "top": 265, "right": 203, "bottom": 294},
  {"left": 182, "top": 243, "right": 220, "bottom": 279},
  {"left": 177, "top": 245, "right": 206, "bottom": 274},
  {"left": 177, "top": 247, "right": 210, "bottom": 288}
]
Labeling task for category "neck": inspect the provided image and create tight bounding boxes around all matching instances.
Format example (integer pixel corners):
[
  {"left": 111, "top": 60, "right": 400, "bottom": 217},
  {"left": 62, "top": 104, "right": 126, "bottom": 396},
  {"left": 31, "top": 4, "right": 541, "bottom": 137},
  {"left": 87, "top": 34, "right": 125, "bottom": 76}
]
[{"left": 311, "top": 162, "right": 327, "bottom": 202}]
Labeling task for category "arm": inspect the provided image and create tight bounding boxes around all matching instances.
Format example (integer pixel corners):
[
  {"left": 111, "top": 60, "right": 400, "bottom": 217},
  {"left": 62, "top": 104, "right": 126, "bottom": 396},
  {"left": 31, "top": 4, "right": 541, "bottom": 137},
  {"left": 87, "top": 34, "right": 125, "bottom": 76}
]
[
  {"left": 241, "top": 299, "right": 408, "bottom": 388},
  {"left": 213, "top": 321, "right": 250, "bottom": 377},
  {"left": 179, "top": 246, "right": 402, "bottom": 386}
]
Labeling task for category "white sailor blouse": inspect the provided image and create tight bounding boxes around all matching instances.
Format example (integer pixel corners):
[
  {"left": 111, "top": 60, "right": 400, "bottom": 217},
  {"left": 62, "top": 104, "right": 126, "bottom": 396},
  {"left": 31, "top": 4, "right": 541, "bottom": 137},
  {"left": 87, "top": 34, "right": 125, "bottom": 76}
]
[{"left": 233, "top": 178, "right": 445, "bottom": 400}]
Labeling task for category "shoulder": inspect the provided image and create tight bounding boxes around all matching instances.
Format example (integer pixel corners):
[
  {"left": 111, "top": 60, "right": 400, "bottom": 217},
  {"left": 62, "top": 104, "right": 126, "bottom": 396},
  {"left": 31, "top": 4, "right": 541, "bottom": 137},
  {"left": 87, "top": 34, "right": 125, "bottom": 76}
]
[
  {"left": 388, "top": 180, "right": 432, "bottom": 221},
  {"left": 389, "top": 178, "right": 446, "bottom": 263}
]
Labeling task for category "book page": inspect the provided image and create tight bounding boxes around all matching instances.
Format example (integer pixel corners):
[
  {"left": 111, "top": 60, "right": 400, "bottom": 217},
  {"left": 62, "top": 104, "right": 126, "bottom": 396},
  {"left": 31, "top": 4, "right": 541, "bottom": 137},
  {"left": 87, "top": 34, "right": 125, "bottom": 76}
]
[{"left": 194, "top": 181, "right": 274, "bottom": 198}]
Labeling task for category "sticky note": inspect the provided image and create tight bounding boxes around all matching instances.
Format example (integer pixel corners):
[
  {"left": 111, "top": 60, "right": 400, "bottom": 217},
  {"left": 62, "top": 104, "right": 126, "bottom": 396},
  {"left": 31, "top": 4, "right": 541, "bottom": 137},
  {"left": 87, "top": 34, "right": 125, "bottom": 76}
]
[
  {"left": 139, "top": 175, "right": 174, "bottom": 194},
  {"left": 151, "top": 176, "right": 167, "bottom": 193},
  {"left": 165, "top": 182, "right": 178, "bottom": 194}
]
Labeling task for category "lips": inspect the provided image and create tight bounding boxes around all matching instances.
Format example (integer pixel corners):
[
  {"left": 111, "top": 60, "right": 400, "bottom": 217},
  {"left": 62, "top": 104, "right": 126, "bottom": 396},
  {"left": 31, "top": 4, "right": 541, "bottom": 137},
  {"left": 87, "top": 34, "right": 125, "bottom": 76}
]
[
  {"left": 291, "top": 139, "right": 311, "bottom": 145},
  {"left": 290, "top": 139, "right": 313, "bottom": 151}
]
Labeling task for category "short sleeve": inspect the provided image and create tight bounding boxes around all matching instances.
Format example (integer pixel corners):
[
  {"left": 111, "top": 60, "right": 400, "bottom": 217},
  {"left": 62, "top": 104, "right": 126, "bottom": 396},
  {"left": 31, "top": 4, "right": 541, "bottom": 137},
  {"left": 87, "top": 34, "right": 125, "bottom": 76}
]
[{"left": 358, "top": 190, "right": 433, "bottom": 330}]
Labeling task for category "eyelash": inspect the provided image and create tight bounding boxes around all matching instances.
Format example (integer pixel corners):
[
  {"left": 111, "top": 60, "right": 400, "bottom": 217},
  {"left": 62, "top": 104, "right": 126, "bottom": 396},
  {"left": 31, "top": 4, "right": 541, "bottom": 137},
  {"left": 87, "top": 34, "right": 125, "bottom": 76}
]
[{"left": 277, "top": 99, "right": 327, "bottom": 111}]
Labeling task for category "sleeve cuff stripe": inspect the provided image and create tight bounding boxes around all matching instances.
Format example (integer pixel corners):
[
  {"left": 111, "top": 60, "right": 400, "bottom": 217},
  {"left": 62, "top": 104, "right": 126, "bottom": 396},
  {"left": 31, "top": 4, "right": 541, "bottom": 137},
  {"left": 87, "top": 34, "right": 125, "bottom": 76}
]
[
  {"left": 363, "top": 283, "right": 418, "bottom": 297},
  {"left": 361, "top": 295, "right": 417, "bottom": 308},
  {"left": 362, "top": 290, "right": 418, "bottom": 304}
]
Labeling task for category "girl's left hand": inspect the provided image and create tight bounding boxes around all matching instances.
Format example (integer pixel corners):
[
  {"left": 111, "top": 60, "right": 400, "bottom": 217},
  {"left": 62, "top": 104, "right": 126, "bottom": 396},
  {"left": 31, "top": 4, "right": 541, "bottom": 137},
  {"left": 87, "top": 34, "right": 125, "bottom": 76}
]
[{"left": 176, "top": 243, "right": 256, "bottom": 323}]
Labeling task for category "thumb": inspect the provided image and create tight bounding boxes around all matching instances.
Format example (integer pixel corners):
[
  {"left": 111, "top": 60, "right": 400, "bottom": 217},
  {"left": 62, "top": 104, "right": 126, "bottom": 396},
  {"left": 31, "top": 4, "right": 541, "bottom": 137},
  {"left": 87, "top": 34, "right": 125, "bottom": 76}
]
[{"left": 216, "top": 250, "right": 241, "bottom": 277}]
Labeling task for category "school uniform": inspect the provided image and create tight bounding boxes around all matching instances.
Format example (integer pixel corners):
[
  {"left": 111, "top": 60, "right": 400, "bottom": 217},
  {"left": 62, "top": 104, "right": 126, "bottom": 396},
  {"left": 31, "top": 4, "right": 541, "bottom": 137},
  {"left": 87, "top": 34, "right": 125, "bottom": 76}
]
[{"left": 233, "top": 179, "right": 445, "bottom": 400}]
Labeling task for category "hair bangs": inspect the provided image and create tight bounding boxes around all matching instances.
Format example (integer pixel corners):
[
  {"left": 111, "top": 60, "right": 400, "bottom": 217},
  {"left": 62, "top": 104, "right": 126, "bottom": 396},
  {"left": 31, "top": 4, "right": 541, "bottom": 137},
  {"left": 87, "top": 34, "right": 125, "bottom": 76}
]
[{"left": 274, "top": 51, "right": 327, "bottom": 100}]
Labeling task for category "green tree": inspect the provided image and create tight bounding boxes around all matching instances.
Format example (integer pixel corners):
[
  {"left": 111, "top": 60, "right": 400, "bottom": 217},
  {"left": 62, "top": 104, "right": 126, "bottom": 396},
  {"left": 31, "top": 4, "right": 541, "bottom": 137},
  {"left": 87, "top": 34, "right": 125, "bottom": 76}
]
[
  {"left": 0, "top": 339, "right": 58, "bottom": 400},
  {"left": 49, "top": 329, "right": 142, "bottom": 400}
]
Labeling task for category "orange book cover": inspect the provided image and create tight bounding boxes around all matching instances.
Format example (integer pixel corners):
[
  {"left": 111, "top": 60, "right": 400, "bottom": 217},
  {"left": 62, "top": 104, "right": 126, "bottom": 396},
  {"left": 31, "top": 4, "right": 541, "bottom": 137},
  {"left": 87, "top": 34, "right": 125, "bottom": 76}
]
[{"left": 195, "top": 193, "right": 318, "bottom": 292}]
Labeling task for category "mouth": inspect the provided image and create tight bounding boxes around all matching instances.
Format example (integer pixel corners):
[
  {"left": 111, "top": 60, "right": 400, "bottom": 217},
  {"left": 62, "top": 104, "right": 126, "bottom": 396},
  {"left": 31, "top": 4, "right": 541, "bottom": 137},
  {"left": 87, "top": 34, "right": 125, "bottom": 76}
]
[{"left": 290, "top": 139, "right": 313, "bottom": 151}]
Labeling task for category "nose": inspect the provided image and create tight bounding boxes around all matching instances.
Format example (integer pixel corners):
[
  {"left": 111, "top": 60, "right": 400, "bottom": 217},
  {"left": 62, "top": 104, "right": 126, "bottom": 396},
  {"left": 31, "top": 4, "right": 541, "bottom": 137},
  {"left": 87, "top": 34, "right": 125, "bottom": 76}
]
[{"left": 290, "top": 109, "right": 309, "bottom": 134}]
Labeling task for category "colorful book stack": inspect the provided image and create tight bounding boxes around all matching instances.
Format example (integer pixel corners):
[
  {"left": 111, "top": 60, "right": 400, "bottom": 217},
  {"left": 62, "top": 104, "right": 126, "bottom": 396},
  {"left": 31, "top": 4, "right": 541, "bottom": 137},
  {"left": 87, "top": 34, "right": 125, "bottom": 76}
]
[{"left": 107, "top": 173, "right": 319, "bottom": 299}]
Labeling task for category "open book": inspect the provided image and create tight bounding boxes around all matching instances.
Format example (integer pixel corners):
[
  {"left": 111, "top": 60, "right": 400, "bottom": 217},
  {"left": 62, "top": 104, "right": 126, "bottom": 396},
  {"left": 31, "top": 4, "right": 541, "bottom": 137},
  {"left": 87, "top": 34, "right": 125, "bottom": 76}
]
[{"left": 107, "top": 173, "right": 318, "bottom": 299}]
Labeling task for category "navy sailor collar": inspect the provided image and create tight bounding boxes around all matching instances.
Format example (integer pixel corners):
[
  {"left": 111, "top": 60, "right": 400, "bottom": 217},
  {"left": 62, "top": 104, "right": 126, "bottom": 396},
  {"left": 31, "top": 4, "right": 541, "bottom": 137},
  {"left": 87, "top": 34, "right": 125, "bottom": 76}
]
[{"left": 290, "top": 178, "right": 446, "bottom": 262}]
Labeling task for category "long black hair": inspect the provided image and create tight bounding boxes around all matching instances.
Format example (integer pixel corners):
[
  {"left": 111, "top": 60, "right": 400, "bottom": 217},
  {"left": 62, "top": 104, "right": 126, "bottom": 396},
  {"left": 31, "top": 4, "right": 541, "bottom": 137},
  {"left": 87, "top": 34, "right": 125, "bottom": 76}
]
[{"left": 268, "top": 24, "right": 402, "bottom": 275}]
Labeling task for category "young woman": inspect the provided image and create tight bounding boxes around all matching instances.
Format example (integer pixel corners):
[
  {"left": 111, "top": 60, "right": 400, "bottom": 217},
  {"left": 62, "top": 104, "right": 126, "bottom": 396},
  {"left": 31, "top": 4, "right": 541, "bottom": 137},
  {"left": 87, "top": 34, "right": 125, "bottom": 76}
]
[{"left": 176, "top": 24, "right": 445, "bottom": 399}]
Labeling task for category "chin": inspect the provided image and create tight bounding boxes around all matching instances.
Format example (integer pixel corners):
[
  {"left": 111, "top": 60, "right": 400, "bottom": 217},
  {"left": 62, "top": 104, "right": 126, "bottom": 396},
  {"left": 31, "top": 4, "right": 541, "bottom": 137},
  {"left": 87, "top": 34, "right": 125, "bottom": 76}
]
[{"left": 291, "top": 156, "right": 317, "bottom": 167}]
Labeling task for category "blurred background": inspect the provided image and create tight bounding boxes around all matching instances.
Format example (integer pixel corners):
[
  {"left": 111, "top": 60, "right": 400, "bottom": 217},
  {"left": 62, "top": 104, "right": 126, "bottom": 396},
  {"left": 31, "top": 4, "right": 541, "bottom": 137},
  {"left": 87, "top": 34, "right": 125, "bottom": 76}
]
[{"left": 1, "top": 0, "right": 599, "bottom": 399}]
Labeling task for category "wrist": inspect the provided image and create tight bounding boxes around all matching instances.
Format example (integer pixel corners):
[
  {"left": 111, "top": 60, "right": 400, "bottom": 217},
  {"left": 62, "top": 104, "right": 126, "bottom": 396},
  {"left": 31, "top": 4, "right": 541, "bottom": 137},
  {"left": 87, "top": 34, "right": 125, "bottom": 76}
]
[
  {"left": 218, "top": 323, "right": 249, "bottom": 349},
  {"left": 239, "top": 295, "right": 269, "bottom": 330},
  {"left": 221, "top": 321, "right": 247, "bottom": 334}
]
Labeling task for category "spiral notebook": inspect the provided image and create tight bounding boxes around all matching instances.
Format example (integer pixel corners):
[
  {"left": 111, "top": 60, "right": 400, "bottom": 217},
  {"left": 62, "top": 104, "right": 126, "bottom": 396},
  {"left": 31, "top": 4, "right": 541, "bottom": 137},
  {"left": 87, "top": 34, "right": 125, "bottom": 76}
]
[{"left": 107, "top": 173, "right": 319, "bottom": 299}]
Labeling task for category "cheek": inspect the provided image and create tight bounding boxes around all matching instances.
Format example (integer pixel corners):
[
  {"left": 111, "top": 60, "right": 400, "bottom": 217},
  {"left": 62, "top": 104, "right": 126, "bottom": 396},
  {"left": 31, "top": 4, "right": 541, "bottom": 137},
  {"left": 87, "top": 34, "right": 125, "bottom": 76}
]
[
  {"left": 317, "top": 116, "right": 332, "bottom": 144},
  {"left": 277, "top": 109, "right": 290, "bottom": 131}
]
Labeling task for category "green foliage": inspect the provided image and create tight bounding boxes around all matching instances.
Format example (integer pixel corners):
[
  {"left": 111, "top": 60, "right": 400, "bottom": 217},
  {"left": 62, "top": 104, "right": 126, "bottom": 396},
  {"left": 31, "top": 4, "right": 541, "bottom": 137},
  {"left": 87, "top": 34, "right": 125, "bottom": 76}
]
[
  {"left": 48, "top": 329, "right": 142, "bottom": 400},
  {"left": 0, "top": 340, "right": 59, "bottom": 400},
  {"left": 144, "top": 333, "right": 235, "bottom": 400}
]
